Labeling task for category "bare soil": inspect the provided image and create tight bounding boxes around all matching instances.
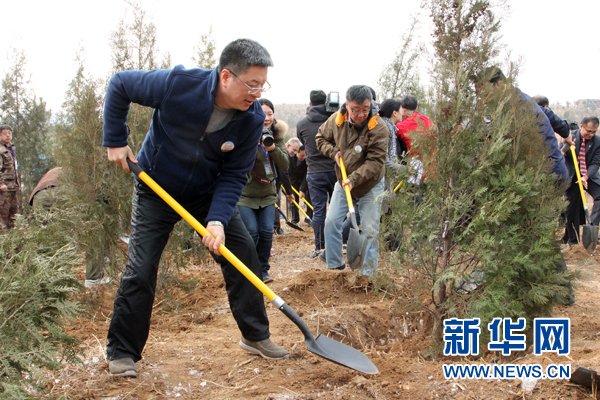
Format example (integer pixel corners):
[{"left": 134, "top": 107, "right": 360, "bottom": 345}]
[{"left": 47, "top": 217, "right": 600, "bottom": 399}]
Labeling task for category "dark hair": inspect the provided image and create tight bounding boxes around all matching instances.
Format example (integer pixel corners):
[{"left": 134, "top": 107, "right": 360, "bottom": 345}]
[
  {"left": 346, "top": 85, "right": 373, "bottom": 104},
  {"left": 400, "top": 95, "right": 418, "bottom": 111},
  {"left": 310, "top": 90, "right": 327, "bottom": 105},
  {"left": 570, "top": 121, "right": 579, "bottom": 131},
  {"left": 0, "top": 124, "right": 13, "bottom": 133},
  {"left": 258, "top": 98, "right": 274, "bottom": 113},
  {"left": 367, "top": 86, "right": 377, "bottom": 102},
  {"left": 218, "top": 39, "right": 273, "bottom": 75},
  {"left": 533, "top": 95, "right": 549, "bottom": 108},
  {"left": 379, "top": 99, "right": 402, "bottom": 118},
  {"left": 299, "top": 145, "right": 305, "bottom": 151},
  {"left": 581, "top": 116, "right": 600, "bottom": 127},
  {"left": 258, "top": 98, "right": 283, "bottom": 140}
]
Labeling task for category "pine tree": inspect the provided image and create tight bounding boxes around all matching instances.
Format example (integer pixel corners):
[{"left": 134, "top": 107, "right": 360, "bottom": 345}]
[
  {"left": 383, "top": 0, "right": 570, "bottom": 351},
  {"left": 0, "top": 49, "right": 54, "bottom": 210},
  {"left": 191, "top": 26, "right": 217, "bottom": 70}
]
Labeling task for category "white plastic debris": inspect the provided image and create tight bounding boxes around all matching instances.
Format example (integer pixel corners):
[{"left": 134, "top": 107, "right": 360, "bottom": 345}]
[{"left": 521, "top": 377, "right": 537, "bottom": 394}]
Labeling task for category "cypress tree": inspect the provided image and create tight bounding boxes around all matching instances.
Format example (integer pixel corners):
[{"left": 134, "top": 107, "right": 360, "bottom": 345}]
[
  {"left": 0, "top": 216, "right": 82, "bottom": 397},
  {"left": 383, "top": 0, "right": 571, "bottom": 350}
]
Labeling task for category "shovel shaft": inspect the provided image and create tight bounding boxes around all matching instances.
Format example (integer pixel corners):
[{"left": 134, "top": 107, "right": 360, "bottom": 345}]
[
  {"left": 282, "top": 185, "right": 311, "bottom": 220},
  {"left": 394, "top": 181, "right": 404, "bottom": 193},
  {"left": 338, "top": 157, "right": 355, "bottom": 213},
  {"left": 291, "top": 185, "right": 314, "bottom": 210},
  {"left": 127, "top": 160, "right": 277, "bottom": 301}
]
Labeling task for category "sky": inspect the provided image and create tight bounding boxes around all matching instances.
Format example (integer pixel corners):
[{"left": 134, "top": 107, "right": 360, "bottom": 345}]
[{"left": 1, "top": 0, "right": 599, "bottom": 115}]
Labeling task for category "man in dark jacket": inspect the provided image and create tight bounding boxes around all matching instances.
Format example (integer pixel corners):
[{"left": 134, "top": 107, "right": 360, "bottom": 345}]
[
  {"left": 289, "top": 145, "right": 312, "bottom": 224},
  {"left": 103, "top": 39, "right": 288, "bottom": 378},
  {"left": 562, "top": 117, "right": 600, "bottom": 246},
  {"left": 533, "top": 95, "right": 573, "bottom": 145},
  {"left": 297, "top": 90, "right": 337, "bottom": 258}
]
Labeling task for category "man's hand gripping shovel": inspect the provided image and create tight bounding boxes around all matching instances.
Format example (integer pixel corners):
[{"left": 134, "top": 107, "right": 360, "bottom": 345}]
[{"left": 125, "top": 159, "right": 378, "bottom": 374}]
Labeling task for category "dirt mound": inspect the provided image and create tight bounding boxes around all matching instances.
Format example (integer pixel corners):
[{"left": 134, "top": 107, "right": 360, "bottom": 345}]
[{"left": 47, "top": 219, "right": 600, "bottom": 399}]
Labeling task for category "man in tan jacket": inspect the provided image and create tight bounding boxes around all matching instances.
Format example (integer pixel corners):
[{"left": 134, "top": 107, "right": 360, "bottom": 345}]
[{"left": 316, "top": 85, "right": 388, "bottom": 275}]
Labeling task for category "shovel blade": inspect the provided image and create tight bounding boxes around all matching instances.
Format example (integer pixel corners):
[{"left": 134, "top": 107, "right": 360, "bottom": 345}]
[
  {"left": 582, "top": 224, "right": 598, "bottom": 253},
  {"left": 306, "top": 334, "right": 379, "bottom": 374},
  {"left": 285, "top": 221, "right": 304, "bottom": 231},
  {"left": 347, "top": 228, "right": 368, "bottom": 271}
]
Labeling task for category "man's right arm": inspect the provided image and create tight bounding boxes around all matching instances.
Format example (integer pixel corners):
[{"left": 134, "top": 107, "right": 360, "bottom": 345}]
[{"left": 103, "top": 68, "right": 172, "bottom": 171}]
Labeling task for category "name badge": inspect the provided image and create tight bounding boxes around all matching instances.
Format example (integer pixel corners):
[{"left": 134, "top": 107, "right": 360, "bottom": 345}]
[
  {"left": 221, "top": 141, "right": 235, "bottom": 152},
  {"left": 263, "top": 161, "right": 275, "bottom": 180}
]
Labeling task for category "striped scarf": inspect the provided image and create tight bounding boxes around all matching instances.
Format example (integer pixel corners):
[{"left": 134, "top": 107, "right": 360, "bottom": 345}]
[{"left": 579, "top": 138, "right": 587, "bottom": 176}]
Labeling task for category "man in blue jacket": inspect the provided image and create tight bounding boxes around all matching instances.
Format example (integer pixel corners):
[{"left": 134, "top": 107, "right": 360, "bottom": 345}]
[{"left": 103, "top": 38, "right": 288, "bottom": 377}]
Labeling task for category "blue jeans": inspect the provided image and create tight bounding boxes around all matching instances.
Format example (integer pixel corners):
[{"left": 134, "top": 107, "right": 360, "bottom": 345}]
[
  {"left": 324, "top": 178, "right": 385, "bottom": 275},
  {"left": 306, "top": 171, "right": 337, "bottom": 251},
  {"left": 238, "top": 204, "right": 276, "bottom": 277}
]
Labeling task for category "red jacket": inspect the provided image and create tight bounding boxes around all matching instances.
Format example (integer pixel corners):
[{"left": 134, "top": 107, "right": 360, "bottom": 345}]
[{"left": 396, "top": 112, "right": 432, "bottom": 156}]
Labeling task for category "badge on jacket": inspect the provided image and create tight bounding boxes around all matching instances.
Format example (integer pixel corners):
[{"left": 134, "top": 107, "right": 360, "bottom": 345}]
[
  {"left": 354, "top": 145, "right": 362, "bottom": 154},
  {"left": 221, "top": 141, "right": 235, "bottom": 152}
]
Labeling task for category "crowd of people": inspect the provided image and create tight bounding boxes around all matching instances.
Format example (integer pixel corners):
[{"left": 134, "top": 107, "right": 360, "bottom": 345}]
[{"left": 1, "top": 38, "right": 595, "bottom": 378}]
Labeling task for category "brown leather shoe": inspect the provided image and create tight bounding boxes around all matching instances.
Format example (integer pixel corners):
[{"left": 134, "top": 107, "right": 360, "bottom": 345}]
[
  {"left": 239, "top": 338, "right": 289, "bottom": 359},
  {"left": 109, "top": 358, "right": 138, "bottom": 377}
]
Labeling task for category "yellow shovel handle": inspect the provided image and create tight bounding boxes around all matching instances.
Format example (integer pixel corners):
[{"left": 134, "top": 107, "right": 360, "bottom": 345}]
[
  {"left": 291, "top": 185, "right": 314, "bottom": 211},
  {"left": 338, "top": 157, "right": 354, "bottom": 211},
  {"left": 394, "top": 181, "right": 404, "bottom": 193},
  {"left": 129, "top": 161, "right": 277, "bottom": 301}
]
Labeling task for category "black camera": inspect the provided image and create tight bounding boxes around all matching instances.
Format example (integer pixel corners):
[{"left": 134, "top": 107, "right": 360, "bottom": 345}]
[
  {"left": 325, "top": 91, "right": 340, "bottom": 113},
  {"left": 261, "top": 128, "right": 274, "bottom": 147}
]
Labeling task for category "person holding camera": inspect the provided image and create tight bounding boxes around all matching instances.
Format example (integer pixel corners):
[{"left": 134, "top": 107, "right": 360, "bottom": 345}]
[{"left": 237, "top": 98, "right": 290, "bottom": 283}]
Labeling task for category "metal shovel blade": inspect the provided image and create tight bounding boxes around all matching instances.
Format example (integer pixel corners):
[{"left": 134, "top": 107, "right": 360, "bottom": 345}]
[
  {"left": 346, "top": 213, "right": 368, "bottom": 271},
  {"left": 286, "top": 221, "right": 304, "bottom": 231},
  {"left": 278, "top": 301, "right": 378, "bottom": 374},
  {"left": 582, "top": 224, "right": 598, "bottom": 253}
]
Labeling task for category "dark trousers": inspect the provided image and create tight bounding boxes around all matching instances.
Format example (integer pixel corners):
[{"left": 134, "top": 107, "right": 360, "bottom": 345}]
[
  {"left": 290, "top": 181, "right": 313, "bottom": 223},
  {"left": 107, "top": 181, "right": 269, "bottom": 362},
  {"left": 306, "top": 171, "right": 337, "bottom": 251},
  {"left": 563, "top": 179, "right": 600, "bottom": 245}
]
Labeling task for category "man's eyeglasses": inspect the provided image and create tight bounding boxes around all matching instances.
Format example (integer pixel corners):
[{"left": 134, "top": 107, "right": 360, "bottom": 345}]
[
  {"left": 228, "top": 70, "right": 271, "bottom": 95},
  {"left": 582, "top": 125, "right": 598, "bottom": 135}
]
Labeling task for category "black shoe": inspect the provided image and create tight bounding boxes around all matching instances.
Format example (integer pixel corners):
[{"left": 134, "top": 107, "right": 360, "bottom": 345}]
[
  {"left": 275, "top": 228, "right": 289, "bottom": 235},
  {"left": 263, "top": 274, "right": 274, "bottom": 283},
  {"left": 329, "top": 265, "right": 345, "bottom": 271}
]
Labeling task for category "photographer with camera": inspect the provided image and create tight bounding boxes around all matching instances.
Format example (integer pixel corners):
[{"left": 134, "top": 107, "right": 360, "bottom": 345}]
[
  {"left": 237, "top": 98, "right": 290, "bottom": 283},
  {"left": 297, "top": 90, "right": 339, "bottom": 259}
]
